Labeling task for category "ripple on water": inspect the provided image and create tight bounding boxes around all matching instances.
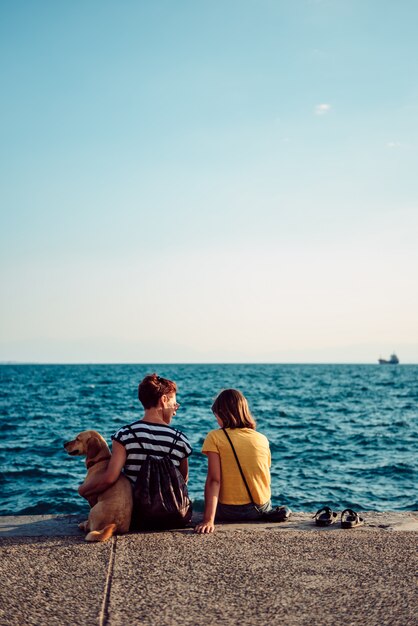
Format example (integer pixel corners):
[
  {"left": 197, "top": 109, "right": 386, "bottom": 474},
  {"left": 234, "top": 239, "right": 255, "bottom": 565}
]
[{"left": 0, "top": 363, "right": 417, "bottom": 515}]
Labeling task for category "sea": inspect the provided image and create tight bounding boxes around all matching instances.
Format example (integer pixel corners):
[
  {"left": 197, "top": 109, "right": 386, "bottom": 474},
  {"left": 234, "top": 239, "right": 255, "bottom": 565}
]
[{"left": 0, "top": 363, "right": 416, "bottom": 516}]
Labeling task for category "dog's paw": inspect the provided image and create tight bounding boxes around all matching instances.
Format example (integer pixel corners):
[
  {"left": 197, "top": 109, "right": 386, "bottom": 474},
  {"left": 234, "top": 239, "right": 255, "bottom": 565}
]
[{"left": 78, "top": 520, "right": 89, "bottom": 531}]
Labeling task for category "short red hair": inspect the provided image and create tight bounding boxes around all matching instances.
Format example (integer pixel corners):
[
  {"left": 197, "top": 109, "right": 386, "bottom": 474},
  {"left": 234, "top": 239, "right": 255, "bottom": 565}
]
[{"left": 138, "top": 373, "right": 177, "bottom": 409}]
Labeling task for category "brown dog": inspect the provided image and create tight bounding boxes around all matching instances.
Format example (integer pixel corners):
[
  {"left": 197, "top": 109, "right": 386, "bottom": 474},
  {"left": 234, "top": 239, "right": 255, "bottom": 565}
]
[{"left": 64, "top": 430, "right": 133, "bottom": 542}]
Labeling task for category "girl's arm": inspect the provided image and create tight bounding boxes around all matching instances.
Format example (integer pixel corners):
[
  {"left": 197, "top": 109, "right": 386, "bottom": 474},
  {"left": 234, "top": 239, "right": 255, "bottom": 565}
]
[{"left": 195, "top": 452, "right": 221, "bottom": 534}]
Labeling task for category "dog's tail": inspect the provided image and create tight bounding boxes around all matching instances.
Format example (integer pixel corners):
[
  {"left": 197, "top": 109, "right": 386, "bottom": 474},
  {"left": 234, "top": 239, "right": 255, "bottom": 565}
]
[{"left": 85, "top": 523, "right": 117, "bottom": 543}]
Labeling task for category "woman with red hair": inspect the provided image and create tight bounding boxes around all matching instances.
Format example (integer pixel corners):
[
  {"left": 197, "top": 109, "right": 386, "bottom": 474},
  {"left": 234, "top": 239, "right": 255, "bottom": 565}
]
[{"left": 79, "top": 373, "right": 192, "bottom": 528}]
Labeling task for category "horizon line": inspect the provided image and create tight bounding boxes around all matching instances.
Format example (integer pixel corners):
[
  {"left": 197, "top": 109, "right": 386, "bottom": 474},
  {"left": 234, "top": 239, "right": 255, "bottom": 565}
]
[{"left": 0, "top": 361, "right": 415, "bottom": 366}]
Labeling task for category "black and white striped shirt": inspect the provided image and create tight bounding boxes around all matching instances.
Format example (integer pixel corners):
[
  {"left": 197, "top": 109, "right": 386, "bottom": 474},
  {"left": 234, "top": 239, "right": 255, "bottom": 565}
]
[{"left": 112, "top": 420, "right": 192, "bottom": 485}]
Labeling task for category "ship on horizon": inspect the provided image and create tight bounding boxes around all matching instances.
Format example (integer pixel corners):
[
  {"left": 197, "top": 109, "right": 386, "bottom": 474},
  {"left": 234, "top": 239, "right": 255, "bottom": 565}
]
[{"left": 378, "top": 353, "right": 399, "bottom": 365}]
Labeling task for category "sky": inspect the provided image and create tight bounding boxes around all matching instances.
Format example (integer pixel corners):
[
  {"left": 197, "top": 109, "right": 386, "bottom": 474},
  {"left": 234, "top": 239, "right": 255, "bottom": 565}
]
[{"left": 1, "top": 0, "right": 417, "bottom": 363}]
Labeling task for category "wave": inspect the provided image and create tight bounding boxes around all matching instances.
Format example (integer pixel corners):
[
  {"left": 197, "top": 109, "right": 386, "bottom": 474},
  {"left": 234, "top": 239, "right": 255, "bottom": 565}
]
[
  {"left": 358, "top": 463, "right": 416, "bottom": 478},
  {"left": 16, "top": 500, "right": 86, "bottom": 516},
  {"left": 0, "top": 468, "right": 50, "bottom": 482},
  {"left": 0, "top": 422, "right": 16, "bottom": 432},
  {"left": 1, "top": 363, "right": 417, "bottom": 514}
]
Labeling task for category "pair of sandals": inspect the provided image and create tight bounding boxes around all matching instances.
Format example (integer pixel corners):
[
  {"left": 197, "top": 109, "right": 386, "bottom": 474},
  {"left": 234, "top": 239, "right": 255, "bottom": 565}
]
[{"left": 313, "top": 506, "right": 365, "bottom": 528}]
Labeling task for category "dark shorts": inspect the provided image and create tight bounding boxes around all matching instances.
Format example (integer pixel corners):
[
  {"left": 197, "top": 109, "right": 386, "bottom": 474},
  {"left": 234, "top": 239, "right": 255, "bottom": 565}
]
[{"left": 215, "top": 500, "right": 272, "bottom": 522}]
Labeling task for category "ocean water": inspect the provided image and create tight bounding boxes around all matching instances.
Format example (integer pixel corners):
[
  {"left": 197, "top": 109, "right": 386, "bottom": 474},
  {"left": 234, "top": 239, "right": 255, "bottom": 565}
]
[{"left": 0, "top": 363, "right": 416, "bottom": 516}]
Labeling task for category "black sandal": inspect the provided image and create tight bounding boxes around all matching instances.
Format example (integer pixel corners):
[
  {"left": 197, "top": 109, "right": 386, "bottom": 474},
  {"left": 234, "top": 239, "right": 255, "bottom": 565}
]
[
  {"left": 341, "top": 509, "right": 364, "bottom": 528},
  {"left": 313, "top": 506, "right": 338, "bottom": 526},
  {"left": 261, "top": 506, "right": 292, "bottom": 522}
]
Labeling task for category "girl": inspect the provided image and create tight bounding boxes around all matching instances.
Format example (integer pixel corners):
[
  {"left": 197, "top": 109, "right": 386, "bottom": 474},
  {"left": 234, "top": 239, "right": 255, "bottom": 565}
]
[{"left": 195, "top": 388, "right": 280, "bottom": 534}]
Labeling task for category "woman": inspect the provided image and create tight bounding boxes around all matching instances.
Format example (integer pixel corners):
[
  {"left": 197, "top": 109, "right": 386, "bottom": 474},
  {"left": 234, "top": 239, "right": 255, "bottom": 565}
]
[
  {"left": 79, "top": 373, "right": 192, "bottom": 528},
  {"left": 195, "top": 388, "right": 274, "bottom": 534}
]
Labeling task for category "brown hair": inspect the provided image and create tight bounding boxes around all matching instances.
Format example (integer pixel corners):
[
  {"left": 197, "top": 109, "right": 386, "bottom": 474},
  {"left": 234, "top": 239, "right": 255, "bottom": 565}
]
[
  {"left": 138, "top": 373, "right": 177, "bottom": 409},
  {"left": 211, "top": 389, "right": 256, "bottom": 429}
]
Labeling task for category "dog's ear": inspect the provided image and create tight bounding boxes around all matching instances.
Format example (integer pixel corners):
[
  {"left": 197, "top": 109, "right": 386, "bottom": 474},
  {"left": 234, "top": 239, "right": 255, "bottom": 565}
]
[{"left": 86, "top": 436, "right": 102, "bottom": 459}]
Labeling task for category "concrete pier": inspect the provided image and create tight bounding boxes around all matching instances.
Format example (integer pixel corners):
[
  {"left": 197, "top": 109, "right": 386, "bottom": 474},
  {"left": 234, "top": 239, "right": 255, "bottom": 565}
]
[{"left": 0, "top": 512, "right": 417, "bottom": 626}]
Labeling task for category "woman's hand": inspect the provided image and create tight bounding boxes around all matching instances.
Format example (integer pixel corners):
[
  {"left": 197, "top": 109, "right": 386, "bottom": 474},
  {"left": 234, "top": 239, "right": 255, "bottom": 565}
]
[
  {"left": 87, "top": 494, "right": 98, "bottom": 508},
  {"left": 195, "top": 519, "right": 215, "bottom": 534},
  {"left": 78, "top": 483, "right": 89, "bottom": 498}
]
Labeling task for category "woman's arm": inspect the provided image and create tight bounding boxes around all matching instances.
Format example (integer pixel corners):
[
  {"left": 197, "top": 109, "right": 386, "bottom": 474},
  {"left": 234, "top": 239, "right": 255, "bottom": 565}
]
[
  {"left": 179, "top": 457, "right": 189, "bottom": 483},
  {"left": 195, "top": 452, "right": 221, "bottom": 534},
  {"left": 78, "top": 441, "right": 127, "bottom": 499}
]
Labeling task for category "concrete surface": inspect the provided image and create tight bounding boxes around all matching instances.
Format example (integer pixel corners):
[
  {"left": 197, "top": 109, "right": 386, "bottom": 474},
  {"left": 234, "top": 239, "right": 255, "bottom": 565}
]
[{"left": 0, "top": 512, "right": 417, "bottom": 626}]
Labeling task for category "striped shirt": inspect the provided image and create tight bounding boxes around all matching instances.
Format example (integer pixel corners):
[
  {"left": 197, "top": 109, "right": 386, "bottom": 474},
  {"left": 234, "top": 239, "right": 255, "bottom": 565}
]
[{"left": 112, "top": 420, "right": 192, "bottom": 485}]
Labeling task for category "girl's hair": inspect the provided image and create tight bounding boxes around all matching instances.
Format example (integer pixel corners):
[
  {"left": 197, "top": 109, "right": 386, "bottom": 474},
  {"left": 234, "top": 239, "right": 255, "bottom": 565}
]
[
  {"left": 211, "top": 389, "right": 256, "bottom": 429},
  {"left": 138, "top": 373, "right": 177, "bottom": 409}
]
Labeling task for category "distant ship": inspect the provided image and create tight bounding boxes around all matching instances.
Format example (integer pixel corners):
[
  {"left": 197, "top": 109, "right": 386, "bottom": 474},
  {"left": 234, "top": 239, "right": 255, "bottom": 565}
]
[{"left": 378, "top": 353, "right": 399, "bottom": 365}]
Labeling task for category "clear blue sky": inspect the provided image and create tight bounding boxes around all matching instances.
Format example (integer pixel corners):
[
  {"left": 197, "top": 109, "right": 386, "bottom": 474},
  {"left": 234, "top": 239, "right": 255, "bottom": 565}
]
[{"left": 1, "top": 0, "right": 417, "bottom": 363}]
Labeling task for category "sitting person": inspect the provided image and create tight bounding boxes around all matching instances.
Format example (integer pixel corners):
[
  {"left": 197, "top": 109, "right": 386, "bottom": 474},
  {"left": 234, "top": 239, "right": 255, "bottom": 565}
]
[
  {"left": 79, "top": 373, "right": 192, "bottom": 529},
  {"left": 195, "top": 388, "right": 277, "bottom": 534}
]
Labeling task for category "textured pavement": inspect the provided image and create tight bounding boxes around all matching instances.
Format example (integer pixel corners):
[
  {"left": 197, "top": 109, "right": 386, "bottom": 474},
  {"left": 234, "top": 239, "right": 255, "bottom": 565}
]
[{"left": 0, "top": 513, "right": 417, "bottom": 626}]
